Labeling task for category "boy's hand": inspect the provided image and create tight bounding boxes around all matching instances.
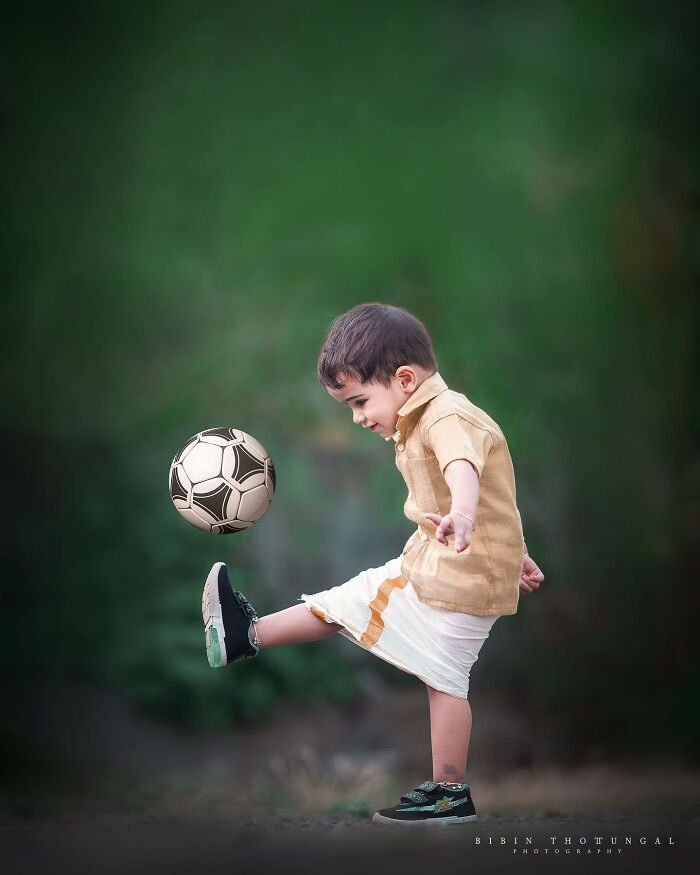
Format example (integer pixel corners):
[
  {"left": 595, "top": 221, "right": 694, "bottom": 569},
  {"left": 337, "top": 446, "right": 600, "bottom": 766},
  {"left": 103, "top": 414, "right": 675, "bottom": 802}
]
[
  {"left": 520, "top": 553, "right": 544, "bottom": 594},
  {"left": 424, "top": 512, "right": 472, "bottom": 553}
]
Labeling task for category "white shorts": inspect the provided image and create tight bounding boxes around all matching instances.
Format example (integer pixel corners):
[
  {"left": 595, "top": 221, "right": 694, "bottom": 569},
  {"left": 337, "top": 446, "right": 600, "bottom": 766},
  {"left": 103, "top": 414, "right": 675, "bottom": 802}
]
[{"left": 298, "top": 555, "right": 499, "bottom": 699}]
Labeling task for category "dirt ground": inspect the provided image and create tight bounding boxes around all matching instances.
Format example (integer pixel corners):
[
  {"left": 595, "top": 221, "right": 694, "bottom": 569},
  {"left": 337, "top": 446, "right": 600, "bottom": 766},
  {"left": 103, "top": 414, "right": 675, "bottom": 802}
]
[
  {"left": 3, "top": 685, "right": 699, "bottom": 873},
  {"left": 2, "top": 812, "right": 697, "bottom": 875}
]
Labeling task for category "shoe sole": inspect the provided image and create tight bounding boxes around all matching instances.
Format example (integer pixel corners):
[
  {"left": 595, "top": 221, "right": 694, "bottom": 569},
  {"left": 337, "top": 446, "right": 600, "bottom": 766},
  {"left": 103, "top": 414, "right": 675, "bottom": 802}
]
[
  {"left": 202, "top": 561, "right": 227, "bottom": 668},
  {"left": 372, "top": 812, "right": 478, "bottom": 826}
]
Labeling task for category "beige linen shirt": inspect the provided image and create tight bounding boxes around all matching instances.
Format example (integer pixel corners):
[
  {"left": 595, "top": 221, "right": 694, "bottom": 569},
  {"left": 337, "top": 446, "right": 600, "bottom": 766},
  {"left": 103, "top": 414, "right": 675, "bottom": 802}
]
[{"left": 385, "top": 371, "right": 524, "bottom": 616}]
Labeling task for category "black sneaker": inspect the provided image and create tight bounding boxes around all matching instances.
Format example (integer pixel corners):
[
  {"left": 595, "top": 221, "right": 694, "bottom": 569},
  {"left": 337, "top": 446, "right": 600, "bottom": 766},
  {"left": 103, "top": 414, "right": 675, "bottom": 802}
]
[
  {"left": 372, "top": 780, "right": 478, "bottom": 826},
  {"left": 202, "top": 562, "right": 260, "bottom": 667}
]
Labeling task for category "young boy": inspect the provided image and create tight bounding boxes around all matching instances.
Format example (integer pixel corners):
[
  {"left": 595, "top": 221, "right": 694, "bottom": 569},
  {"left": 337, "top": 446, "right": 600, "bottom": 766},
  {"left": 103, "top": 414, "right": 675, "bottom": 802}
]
[{"left": 201, "top": 302, "right": 544, "bottom": 826}]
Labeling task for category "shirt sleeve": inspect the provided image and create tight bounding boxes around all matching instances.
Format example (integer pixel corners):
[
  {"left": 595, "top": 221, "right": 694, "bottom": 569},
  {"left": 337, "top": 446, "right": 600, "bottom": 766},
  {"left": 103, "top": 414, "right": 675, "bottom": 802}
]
[{"left": 425, "top": 414, "right": 494, "bottom": 479}]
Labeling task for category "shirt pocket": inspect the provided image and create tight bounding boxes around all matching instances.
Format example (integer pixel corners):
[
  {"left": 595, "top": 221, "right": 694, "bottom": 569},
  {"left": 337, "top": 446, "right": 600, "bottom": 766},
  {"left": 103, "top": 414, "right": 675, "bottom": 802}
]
[
  {"left": 399, "top": 435, "right": 439, "bottom": 477},
  {"left": 403, "top": 454, "right": 450, "bottom": 514}
]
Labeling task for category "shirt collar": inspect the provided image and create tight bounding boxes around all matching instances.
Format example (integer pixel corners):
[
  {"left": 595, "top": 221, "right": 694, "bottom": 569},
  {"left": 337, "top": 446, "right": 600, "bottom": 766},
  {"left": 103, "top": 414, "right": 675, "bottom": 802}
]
[{"left": 384, "top": 371, "right": 449, "bottom": 442}]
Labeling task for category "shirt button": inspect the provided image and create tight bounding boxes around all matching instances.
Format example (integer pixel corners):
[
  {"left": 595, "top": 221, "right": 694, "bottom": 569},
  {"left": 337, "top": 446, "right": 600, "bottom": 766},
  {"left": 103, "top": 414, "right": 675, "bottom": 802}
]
[
  {"left": 397, "top": 443, "right": 405, "bottom": 452},
  {"left": 420, "top": 531, "right": 427, "bottom": 541}
]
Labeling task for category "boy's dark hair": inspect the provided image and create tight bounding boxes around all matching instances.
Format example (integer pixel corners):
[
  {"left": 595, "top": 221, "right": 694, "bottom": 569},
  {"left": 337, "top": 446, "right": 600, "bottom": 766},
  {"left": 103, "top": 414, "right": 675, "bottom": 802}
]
[{"left": 317, "top": 303, "right": 438, "bottom": 390}]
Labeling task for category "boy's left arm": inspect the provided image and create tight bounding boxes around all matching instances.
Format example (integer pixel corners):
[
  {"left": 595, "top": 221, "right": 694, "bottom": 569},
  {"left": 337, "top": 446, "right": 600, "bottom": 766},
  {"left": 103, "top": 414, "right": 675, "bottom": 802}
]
[
  {"left": 424, "top": 461, "right": 546, "bottom": 594},
  {"left": 424, "top": 458, "right": 479, "bottom": 553}
]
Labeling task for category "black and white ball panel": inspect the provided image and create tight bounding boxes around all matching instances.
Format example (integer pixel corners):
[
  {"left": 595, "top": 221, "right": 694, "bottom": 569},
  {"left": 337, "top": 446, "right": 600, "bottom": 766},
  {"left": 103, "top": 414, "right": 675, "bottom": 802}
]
[
  {"left": 181, "top": 442, "right": 224, "bottom": 484},
  {"left": 191, "top": 479, "right": 241, "bottom": 524},
  {"left": 221, "top": 443, "right": 266, "bottom": 490},
  {"left": 200, "top": 427, "right": 240, "bottom": 443},
  {"left": 169, "top": 465, "right": 190, "bottom": 503}
]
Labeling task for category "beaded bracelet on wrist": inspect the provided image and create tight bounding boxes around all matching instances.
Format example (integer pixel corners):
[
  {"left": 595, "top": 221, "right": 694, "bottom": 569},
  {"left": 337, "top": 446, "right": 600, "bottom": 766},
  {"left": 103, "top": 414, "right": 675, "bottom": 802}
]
[{"left": 452, "top": 510, "right": 476, "bottom": 529}]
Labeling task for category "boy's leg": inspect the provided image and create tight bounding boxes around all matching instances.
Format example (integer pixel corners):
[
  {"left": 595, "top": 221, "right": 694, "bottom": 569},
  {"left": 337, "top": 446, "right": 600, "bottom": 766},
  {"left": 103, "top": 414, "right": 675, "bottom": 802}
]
[
  {"left": 203, "top": 562, "right": 343, "bottom": 667},
  {"left": 255, "top": 604, "right": 343, "bottom": 649},
  {"left": 426, "top": 684, "right": 472, "bottom": 784}
]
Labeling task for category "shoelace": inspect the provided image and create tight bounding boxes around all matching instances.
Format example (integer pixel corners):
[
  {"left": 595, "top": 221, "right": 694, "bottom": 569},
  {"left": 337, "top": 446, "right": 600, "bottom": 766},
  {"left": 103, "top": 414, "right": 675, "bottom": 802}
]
[
  {"left": 233, "top": 590, "right": 261, "bottom": 648},
  {"left": 233, "top": 590, "right": 258, "bottom": 620},
  {"left": 400, "top": 780, "right": 442, "bottom": 804}
]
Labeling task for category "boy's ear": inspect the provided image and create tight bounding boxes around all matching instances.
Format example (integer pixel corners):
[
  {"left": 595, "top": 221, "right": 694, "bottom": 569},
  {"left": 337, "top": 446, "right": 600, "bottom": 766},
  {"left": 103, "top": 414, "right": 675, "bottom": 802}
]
[{"left": 395, "top": 366, "right": 418, "bottom": 391}]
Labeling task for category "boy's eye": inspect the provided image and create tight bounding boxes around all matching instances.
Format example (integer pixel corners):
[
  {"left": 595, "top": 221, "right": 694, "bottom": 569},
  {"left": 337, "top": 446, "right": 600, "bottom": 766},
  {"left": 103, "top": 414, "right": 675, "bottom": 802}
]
[{"left": 355, "top": 400, "right": 366, "bottom": 407}]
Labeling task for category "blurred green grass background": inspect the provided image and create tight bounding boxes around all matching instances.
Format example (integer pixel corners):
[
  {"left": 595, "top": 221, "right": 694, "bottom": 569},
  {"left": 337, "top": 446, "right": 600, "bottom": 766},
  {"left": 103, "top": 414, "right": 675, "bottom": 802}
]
[{"left": 2, "top": 0, "right": 698, "bottom": 804}]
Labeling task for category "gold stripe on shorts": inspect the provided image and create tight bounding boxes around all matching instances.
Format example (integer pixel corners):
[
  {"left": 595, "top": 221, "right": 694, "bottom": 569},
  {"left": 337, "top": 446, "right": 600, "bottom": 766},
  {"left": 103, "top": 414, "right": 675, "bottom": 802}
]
[
  {"left": 360, "top": 575, "right": 409, "bottom": 648},
  {"left": 309, "top": 606, "right": 328, "bottom": 622}
]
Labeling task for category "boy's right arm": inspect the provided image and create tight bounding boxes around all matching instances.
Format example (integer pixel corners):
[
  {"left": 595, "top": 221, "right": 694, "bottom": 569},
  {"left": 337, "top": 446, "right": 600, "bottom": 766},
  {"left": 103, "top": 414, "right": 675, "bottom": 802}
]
[{"left": 520, "top": 547, "right": 544, "bottom": 594}]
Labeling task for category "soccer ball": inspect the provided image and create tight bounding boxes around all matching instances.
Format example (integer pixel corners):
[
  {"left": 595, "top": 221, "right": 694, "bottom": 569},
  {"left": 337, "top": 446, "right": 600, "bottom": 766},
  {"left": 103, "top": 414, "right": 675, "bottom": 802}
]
[{"left": 168, "top": 427, "right": 276, "bottom": 534}]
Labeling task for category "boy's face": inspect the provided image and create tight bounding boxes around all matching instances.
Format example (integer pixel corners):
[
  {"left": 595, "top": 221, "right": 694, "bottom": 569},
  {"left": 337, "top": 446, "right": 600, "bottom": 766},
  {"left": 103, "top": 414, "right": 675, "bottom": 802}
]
[{"left": 326, "top": 366, "right": 426, "bottom": 438}]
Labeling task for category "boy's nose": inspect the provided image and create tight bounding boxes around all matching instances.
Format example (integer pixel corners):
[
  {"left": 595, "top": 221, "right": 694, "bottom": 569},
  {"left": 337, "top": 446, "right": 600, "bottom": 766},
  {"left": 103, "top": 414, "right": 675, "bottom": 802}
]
[{"left": 353, "top": 409, "right": 365, "bottom": 425}]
